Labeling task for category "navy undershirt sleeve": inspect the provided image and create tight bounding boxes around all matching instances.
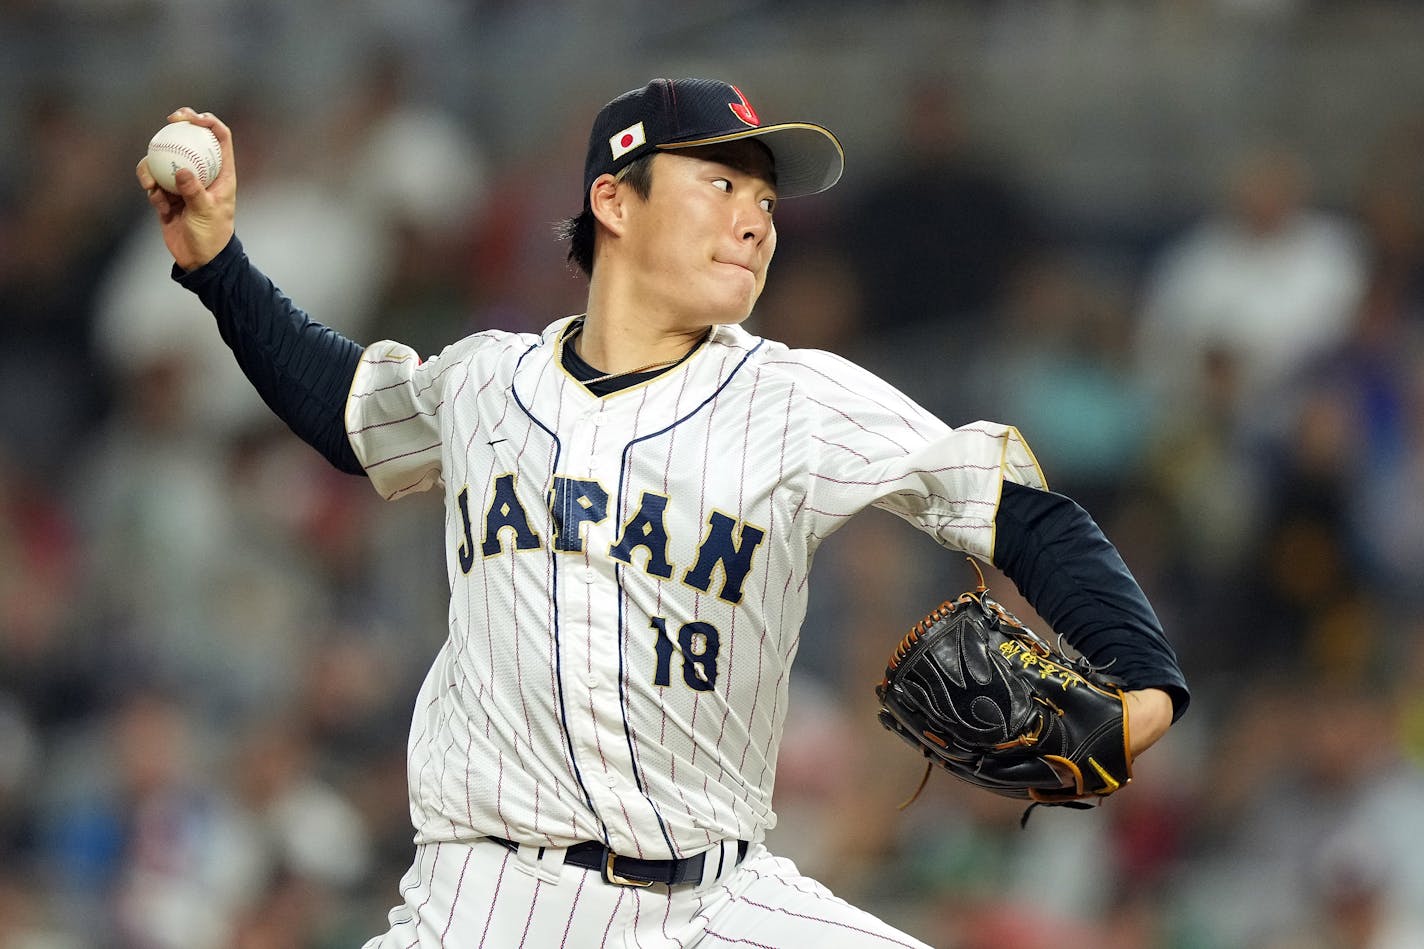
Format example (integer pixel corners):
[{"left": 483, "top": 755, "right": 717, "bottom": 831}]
[
  {"left": 173, "top": 236, "right": 366, "bottom": 475},
  {"left": 993, "top": 480, "right": 1189, "bottom": 720}
]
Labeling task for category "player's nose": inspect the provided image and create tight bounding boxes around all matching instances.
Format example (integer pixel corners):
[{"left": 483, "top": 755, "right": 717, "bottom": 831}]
[{"left": 735, "top": 202, "right": 772, "bottom": 245}]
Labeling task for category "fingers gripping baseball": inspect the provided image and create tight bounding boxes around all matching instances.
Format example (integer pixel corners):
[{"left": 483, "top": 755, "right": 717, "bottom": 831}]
[{"left": 136, "top": 108, "right": 237, "bottom": 271}]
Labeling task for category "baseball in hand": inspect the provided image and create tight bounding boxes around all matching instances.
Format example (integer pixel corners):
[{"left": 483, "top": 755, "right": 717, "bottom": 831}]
[{"left": 146, "top": 120, "right": 222, "bottom": 193}]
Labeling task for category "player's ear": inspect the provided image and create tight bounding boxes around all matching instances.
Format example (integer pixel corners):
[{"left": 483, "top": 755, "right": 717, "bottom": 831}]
[{"left": 589, "top": 173, "right": 631, "bottom": 236}]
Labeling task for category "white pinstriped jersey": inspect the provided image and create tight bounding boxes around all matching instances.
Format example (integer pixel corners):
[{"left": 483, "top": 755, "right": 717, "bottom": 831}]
[{"left": 345, "top": 315, "right": 1045, "bottom": 861}]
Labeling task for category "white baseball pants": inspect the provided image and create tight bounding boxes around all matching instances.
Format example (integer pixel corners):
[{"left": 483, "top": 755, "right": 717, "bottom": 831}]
[{"left": 362, "top": 837, "right": 933, "bottom": 948}]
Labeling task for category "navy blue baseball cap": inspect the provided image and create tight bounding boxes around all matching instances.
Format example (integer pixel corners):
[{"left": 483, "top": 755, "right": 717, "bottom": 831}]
[{"left": 583, "top": 78, "right": 844, "bottom": 205}]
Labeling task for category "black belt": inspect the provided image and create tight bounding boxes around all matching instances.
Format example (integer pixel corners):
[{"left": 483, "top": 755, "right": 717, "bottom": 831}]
[{"left": 488, "top": 836, "right": 749, "bottom": 887}]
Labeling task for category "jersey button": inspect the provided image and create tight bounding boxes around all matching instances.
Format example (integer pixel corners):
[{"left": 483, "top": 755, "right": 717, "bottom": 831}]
[
  {"left": 584, "top": 566, "right": 596, "bottom": 584},
  {"left": 586, "top": 674, "right": 599, "bottom": 689}
]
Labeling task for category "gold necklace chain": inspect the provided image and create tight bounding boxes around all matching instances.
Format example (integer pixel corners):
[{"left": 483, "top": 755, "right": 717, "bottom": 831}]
[
  {"left": 566, "top": 318, "right": 708, "bottom": 386},
  {"left": 582, "top": 358, "right": 682, "bottom": 386}
]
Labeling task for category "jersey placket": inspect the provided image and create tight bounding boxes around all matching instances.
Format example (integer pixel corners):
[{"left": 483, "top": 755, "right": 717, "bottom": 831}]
[{"left": 558, "top": 397, "right": 659, "bottom": 855}]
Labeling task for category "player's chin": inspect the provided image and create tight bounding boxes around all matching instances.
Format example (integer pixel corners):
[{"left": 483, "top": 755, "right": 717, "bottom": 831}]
[
  {"left": 706, "top": 299, "right": 758, "bottom": 327},
  {"left": 706, "top": 277, "right": 763, "bottom": 324}
]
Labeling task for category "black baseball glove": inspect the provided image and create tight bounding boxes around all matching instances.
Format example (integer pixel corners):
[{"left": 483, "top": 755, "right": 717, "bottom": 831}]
[{"left": 875, "top": 564, "right": 1132, "bottom": 822}]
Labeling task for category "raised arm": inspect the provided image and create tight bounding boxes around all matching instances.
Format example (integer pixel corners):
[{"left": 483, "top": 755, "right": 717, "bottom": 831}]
[{"left": 135, "top": 108, "right": 365, "bottom": 474}]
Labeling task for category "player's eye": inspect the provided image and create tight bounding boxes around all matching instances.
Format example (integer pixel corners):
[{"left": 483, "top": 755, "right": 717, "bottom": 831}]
[{"left": 712, "top": 176, "right": 774, "bottom": 213}]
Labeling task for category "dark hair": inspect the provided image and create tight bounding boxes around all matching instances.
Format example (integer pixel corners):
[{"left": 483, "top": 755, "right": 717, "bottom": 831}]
[{"left": 556, "top": 153, "right": 657, "bottom": 277}]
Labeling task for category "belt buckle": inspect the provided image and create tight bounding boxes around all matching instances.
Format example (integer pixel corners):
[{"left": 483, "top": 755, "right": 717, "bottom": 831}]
[{"left": 602, "top": 848, "right": 653, "bottom": 887}]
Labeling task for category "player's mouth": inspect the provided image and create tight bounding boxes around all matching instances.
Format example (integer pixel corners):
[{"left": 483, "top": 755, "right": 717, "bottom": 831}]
[{"left": 715, "top": 258, "right": 758, "bottom": 276}]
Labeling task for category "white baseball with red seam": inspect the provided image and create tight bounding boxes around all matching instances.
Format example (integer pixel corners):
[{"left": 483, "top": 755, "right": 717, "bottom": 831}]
[{"left": 146, "top": 120, "right": 221, "bottom": 193}]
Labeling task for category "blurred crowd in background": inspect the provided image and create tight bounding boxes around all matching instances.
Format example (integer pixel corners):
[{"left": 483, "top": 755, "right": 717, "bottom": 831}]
[{"left": 7, "top": 1, "right": 1424, "bottom": 947}]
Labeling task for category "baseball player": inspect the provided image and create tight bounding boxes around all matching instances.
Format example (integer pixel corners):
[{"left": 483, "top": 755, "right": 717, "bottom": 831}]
[{"left": 136, "top": 79, "right": 1188, "bottom": 947}]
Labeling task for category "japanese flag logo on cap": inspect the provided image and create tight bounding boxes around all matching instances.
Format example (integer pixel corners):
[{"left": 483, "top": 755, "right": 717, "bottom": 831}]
[{"left": 609, "top": 121, "right": 646, "bottom": 161}]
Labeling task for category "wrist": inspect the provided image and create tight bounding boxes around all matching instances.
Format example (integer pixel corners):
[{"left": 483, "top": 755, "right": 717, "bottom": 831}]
[
  {"left": 1125, "top": 687, "right": 1173, "bottom": 758},
  {"left": 173, "top": 233, "right": 241, "bottom": 283}
]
